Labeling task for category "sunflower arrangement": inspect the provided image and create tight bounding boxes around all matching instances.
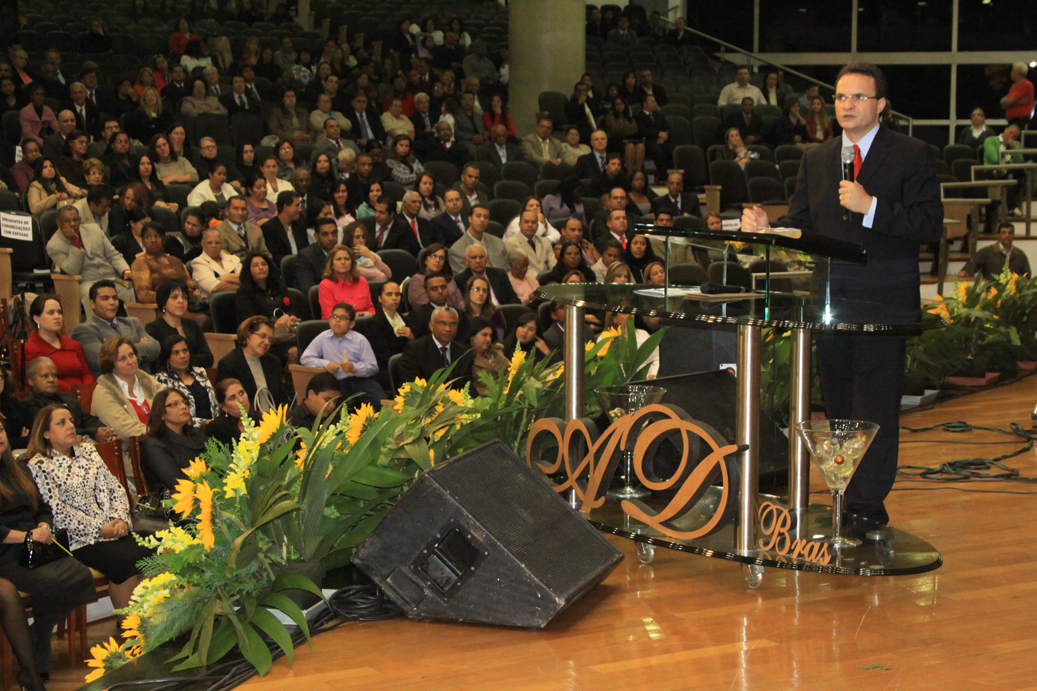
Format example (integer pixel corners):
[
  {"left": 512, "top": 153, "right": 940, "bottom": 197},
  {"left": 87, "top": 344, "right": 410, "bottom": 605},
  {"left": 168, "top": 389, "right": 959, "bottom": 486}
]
[{"left": 86, "top": 322, "right": 662, "bottom": 684}]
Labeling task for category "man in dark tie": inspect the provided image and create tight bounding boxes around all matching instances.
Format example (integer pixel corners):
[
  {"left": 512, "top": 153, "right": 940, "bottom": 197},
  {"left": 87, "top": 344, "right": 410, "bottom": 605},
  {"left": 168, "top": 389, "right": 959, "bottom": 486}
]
[
  {"left": 371, "top": 195, "right": 420, "bottom": 256},
  {"left": 203, "top": 66, "right": 223, "bottom": 99},
  {"left": 400, "top": 191, "right": 437, "bottom": 249},
  {"left": 572, "top": 129, "right": 610, "bottom": 180},
  {"left": 430, "top": 189, "right": 469, "bottom": 247},
  {"left": 222, "top": 75, "right": 262, "bottom": 118},
  {"left": 742, "top": 62, "right": 943, "bottom": 528},
  {"left": 651, "top": 171, "right": 700, "bottom": 216},
  {"left": 410, "top": 92, "right": 436, "bottom": 140},
  {"left": 635, "top": 94, "right": 674, "bottom": 177},
  {"left": 161, "top": 65, "right": 189, "bottom": 110},
  {"left": 346, "top": 93, "right": 386, "bottom": 149},
  {"left": 315, "top": 118, "right": 351, "bottom": 159},
  {"left": 723, "top": 96, "right": 763, "bottom": 145},
  {"left": 241, "top": 66, "right": 263, "bottom": 102},
  {"left": 415, "top": 121, "right": 467, "bottom": 168},
  {"left": 70, "top": 280, "right": 160, "bottom": 375},
  {"left": 476, "top": 125, "right": 524, "bottom": 171},
  {"left": 64, "top": 81, "right": 101, "bottom": 139},
  {"left": 397, "top": 304, "right": 471, "bottom": 392}
]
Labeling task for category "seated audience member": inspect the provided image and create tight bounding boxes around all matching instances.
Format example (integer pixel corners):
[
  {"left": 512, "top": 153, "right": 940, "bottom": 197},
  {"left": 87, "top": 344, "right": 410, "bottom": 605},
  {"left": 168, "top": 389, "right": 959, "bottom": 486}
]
[
  {"left": 461, "top": 275, "right": 506, "bottom": 342},
  {"left": 397, "top": 305, "right": 471, "bottom": 391},
  {"left": 448, "top": 206, "right": 509, "bottom": 275},
  {"left": 207, "top": 378, "right": 252, "bottom": 447},
  {"left": 502, "top": 311, "right": 551, "bottom": 363},
  {"left": 191, "top": 228, "right": 243, "bottom": 297},
  {"left": 643, "top": 260, "right": 667, "bottom": 285},
  {"left": 592, "top": 239, "right": 624, "bottom": 282},
  {"left": 46, "top": 206, "right": 134, "bottom": 314},
  {"left": 455, "top": 242, "right": 521, "bottom": 307},
  {"left": 624, "top": 234, "right": 659, "bottom": 282},
  {"left": 983, "top": 123, "right": 1024, "bottom": 215},
  {"left": 505, "top": 209, "right": 558, "bottom": 275},
  {"left": 520, "top": 113, "right": 562, "bottom": 167},
  {"left": 506, "top": 249, "right": 540, "bottom": 306},
  {"left": 635, "top": 95, "right": 674, "bottom": 174},
  {"left": 415, "top": 121, "right": 468, "bottom": 168},
  {"left": 330, "top": 180, "right": 357, "bottom": 229},
  {"left": 153, "top": 335, "right": 218, "bottom": 424},
  {"left": 584, "top": 153, "right": 629, "bottom": 200},
  {"left": 131, "top": 222, "right": 209, "bottom": 324},
  {"left": 466, "top": 316, "right": 510, "bottom": 396},
  {"left": 804, "top": 96, "right": 834, "bottom": 144},
  {"left": 24, "top": 294, "right": 94, "bottom": 393},
  {"left": 92, "top": 336, "right": 163, "bottom": 450},
  {"left": 959, "top": 222, "right": 1031, "bottom": 279},
  {"left": 19, "top": 84, "right": 57, "bottom": 145},
  {"left": 145, "top": 279, "right": 215, "bottom": 368},
  {"left": 773, "top": 98, "right": 812, "bottom": 149},
  {"left": 245, "top": 174, "right": 276, "bottom": 225},
  {"left": 717, "top": 66, "right": 765, "bottom": 106},
  {"left": 366, "top": 281, "right": 416, "bottom": 390},
  {"left": 723, "top": 97, "right": 763, "bottom": 145},
  {"left": 542, "top": 177, "right": 587, "bottom": 225},
  {"left": 0, "top": 419, "right": 93, "bottom": 686},
  {"left": 347, "top": 221, "right": 392, "bottom": 282},
  {"left": 151, "top": 132, "right": 198, "bottom": 185},
  {"left": 188, "top": 159, "right": 238, "bottom": 207},
  {"left": 139, "top": 389, "right": 206, "bottom": 492},
  {"left": 409, "top": 243, "right": 463, "bottom": 310},
  {"left": 602, "top": 311, "right": 659, "bottom": 376},
  {"left": 319, "top": 245, "right": 375, "bottom": 319},
  {"left": 544, "top": 240, "right": 597, "bottom": 284},
  {"left": 721, "top": 127, "right": 759, "bottom": 168},
  {"left": 542, "top": 300, "right": 594, "bottom": 359},
  {"left": 110, "top": 206, "right": 152, "bottom": 267},
  {"left": 651, "top": 171, "right": 698, "bottom": 216},
  {"left": 73, "top": 184, "right": 114, "bottom": 236},
  {"left": 560, "top": 125, "right": 591, "bottom": 166},
  {"left": 605, "top": 261, "right": 634, "bottom": 284},
  {"left": 958, "top": 107, "right": 996, "bottom": 149},
  {"left": 72, "top": 280, "right": 160, "bottom": 376},
  {"left": 12, "top": 138, "right": 41, "bottom": 192},
  {"left": 430, "top": 188, "right": 469, "bottom": 247},
  {"left": 410, "top": 272, "right": 470, "bottom": 339},
  {"left": 216, "top": 316, "right": 289, "bottom": 412},
  {"left": 386, "top": 134, "right": 424, "bottom": 185},
  {"left": 26, "top": 404, "right": 151, "bottom": 626},
  {"left": 236, "top": 252, "right": 301, "bottom": 363},
  {"left": 261, "top": 191, "right": 306, "bottom": 266},
  {"left": 297, "top": 218, "right": 338, "bottom": 292},
  {"left": 216, "top": 195, "right": 270, "bottom": 258},
  {"left": 288, "top": 373, "right": 341, "bottom": 428},
  {"left": 414, "top": 172, "right": 444, "bottom": 220},
  {"left": 17, "top": 357, "right": 113, "bottom": 447},
  {"left": 301, "top": 302, "right": 383, "bottom": 409},
  {"left": 502, "top": 197, "right": 558, "bottom": 243}
]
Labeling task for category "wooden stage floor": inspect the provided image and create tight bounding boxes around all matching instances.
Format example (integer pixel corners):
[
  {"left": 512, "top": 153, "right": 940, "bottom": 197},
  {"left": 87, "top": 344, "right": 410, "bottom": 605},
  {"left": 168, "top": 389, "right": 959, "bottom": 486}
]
[{"left": 55, "top": 377, "right": 1037, "bottom": 691}]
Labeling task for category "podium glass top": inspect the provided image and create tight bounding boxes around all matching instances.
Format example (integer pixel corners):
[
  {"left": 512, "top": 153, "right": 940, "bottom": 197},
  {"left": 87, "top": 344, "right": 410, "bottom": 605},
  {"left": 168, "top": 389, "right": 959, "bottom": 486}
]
[{"left": 535, "top": 283, "right": 942, "bottom": 333}]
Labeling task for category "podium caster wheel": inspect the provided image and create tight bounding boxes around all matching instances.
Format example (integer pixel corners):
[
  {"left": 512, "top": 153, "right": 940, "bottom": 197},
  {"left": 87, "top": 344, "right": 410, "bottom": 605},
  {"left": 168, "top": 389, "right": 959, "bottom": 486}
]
[
  {"left": 636, "top": 542, "right": 655, "bottom": 564},
  {"left": 743, "top": 563, "right": 764, "bottom": 589}
]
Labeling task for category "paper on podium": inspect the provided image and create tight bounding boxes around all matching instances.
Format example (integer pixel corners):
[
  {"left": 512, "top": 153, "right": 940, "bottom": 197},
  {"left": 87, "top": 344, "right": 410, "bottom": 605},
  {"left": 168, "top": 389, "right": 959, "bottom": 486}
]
[{"left": 756, "top": 227, "right": 802, "bottom": 239}]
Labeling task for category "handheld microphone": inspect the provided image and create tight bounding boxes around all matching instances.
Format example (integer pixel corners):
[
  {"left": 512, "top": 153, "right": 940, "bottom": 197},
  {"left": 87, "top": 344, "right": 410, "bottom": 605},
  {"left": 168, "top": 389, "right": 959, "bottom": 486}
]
[{"left": 841, "top": 146, "right": 856, "bottom": 183}]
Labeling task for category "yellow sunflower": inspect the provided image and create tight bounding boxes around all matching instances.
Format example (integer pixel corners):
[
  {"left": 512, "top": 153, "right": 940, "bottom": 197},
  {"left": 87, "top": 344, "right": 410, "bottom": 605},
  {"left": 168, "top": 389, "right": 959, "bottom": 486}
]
[
  {"left": 84, "top": 637, "right": 123, "bottom": 683},
  {"left": 223, "top": 469, "right": 249, "bottom": 499},
  {"left": 294, "top": 441, "right": 307, "bottom": 470},
  {"left": 596, "top": 327, "right": 623, "bottom": 356},
  {"left": 195, "top": 482, "right": 216, "bottom": 551},
  {"left": 184, "top": 457, "right": 208, "bottom": 479},
  {"left": 170, "top": 479, "right": 195, "bottom": 518},
  {"left": 927, "top": 295, "right": 951, "bottom": 321},
  {"left": 345, "top": 402, "right": 375, "bottom": 445},
  {"left": 255, "top": 405, "right": 289, "bottom": 444},
  {"left": 505, "top": 349, "right": 526, "bottom": 393}
]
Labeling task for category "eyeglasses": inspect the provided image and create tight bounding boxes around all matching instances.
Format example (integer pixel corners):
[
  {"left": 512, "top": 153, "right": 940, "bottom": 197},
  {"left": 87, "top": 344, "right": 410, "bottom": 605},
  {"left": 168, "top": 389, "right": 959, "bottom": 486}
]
[
  {"left": 329, "top": 314, "right": 352, "bottom": 321},
  {"left": 470, "top": 286, "right": 488, "bottom": 293},
  {"left": 834, "top": 93, "right": 878, "bottom": 103},
  {"left": 432, "top": 320, "right": 458, "bottom": 328}
]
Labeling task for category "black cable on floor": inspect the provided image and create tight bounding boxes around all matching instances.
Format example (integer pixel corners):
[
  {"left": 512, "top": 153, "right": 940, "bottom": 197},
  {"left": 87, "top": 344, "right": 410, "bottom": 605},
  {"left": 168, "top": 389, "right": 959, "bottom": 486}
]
[
  {"left": 105, "top": 584, "right": 402, "bottom": 691},
  {"left": 896, "top": 421, "right": 1037, "bottom": 484}
]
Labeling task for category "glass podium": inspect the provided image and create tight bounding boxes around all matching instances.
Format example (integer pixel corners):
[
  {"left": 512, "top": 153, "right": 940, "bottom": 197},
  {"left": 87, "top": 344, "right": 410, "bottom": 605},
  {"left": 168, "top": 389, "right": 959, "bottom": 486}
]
[{"left": 533, "top": 227, "right": 944, "bottom": 587}]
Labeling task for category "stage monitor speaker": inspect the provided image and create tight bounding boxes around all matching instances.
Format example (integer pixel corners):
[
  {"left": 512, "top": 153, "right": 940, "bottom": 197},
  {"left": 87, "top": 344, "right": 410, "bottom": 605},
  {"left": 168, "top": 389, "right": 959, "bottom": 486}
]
[{"left": 353, "top": 441, "right": 623, "bottom": 629}]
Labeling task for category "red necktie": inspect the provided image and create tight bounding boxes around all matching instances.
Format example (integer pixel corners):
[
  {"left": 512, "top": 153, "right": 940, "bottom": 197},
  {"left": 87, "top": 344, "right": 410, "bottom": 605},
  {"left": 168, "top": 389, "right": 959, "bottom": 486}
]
[
  {"left": 528, "top": 238, "right": 536, "bottom": 253},
  {"left": 620, "top": 235, "right": 627, "bottom": 250},
  {"left": 411, "top": 218, "right": 419, "bottom": 241},
  {"left": 376, "top": 225, "right": 388, "bottom": 248},
  {"left": 853, "top": 144, "right": 862, "bottom": 179}
]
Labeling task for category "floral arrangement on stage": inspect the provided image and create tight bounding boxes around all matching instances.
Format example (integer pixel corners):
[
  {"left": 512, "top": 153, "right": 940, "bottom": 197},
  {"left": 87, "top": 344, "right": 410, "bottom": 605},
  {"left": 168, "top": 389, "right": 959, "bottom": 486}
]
[
  {"left": 907, "top": 265, "right": 1037, "bottom": 386},
  {"left": 85, "top": 321, "right": 663, "bottom": 683}
]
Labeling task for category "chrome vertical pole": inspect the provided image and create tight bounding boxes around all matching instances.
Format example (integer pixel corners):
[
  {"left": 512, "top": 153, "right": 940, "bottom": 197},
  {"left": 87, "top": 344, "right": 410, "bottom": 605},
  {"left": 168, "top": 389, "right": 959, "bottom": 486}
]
[
  {"left": 788, "top": 327, "right": 812, "bottom": 512},
  {"left": 563, "top": 304, "right": 585, "bottom": 509},
  {"left": 735, "top": 324, "right": 761, "bottom": 555}
]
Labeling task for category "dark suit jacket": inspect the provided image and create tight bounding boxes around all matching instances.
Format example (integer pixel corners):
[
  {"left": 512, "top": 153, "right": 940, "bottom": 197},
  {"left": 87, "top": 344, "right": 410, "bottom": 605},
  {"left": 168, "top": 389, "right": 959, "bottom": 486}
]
[
  {"left": 221, "top": 91, "right": 263, "bottom": 118},
  {"left": 476, "top": 141, "right": 524, "bottom": 170},
  {"left": 640, "top": 84, "right": 669, "bottom": 107},
  {"left": 651, "top": 192, "right": 700, "bottom": 216},
  {"left": 634, "top": 109, "right": 669, "bottom": 140},
  {"left": 140, "top": 428, "right": 207, "bottom": 492},
  {"left": 430, "top": 211, "right": 467, "bottom": 247},
  {"left": 216, "top": 347, "right": 289, "bottom": 406},
  {"left": 64, "top": 102, "right": 101, "bottom": 138},
  {"left": 778, "top": 125, "right": 943, "bottom": 305},
  {"left": 723, "top": 110, "right": 763, "bottom": 144},
  {"left": 16, "top": 391, "right": 102, "bottom": 448},
  {"left": 345, "top": 108, "right": 387, "bottom": 144},
  {"left": 416, "top": 137, "right": 469, "bottom": 168},
  {"left": 262, "top": 216, "right": 310, "bottom": 266},
  {"left": 370, "top": 216, "right": 421, "bottom": 256},
  {"left": 399, "top": 213, "right": 437, "bottom": 249},
  {"left": 162, "top": 82, "right": 189, "bottom": 108},
  {"left": 586, "top": 171, "right": 630, "bottom": 200},
  {"left": 410, "top": 303, "right": 469, "bottom": 340},
  {"left": 453, "top": 267, "right": 520, "bottom": 305},
  {"left": 571, "top": 151, "right": 608, "bottom": 180},
  {"left": 295, "top": 242, "right": 329, "bottom": 293},
  {"left": 359, "top": 308, "right": 415, "bottom": 377},
  {"left": 397, "top": 335, "right": 472, "bottom": 392},
  {"left": 145, "top": 317, "right": 214, "bottom": 368},
  {"left": 410, "top": 110, "right": 437, "bottom": 140}
]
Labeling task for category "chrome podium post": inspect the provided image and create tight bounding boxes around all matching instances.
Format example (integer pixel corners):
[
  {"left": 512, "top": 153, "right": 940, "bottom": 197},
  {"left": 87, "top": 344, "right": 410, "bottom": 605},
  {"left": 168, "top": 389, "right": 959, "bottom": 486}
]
[
  {"left": 563, "top": 304, "right": 585, "bottom": 508},
  {"left": 735, "top": 323, "right": 761, "bottom": 555},
  {"left": 788, "top": 327, "right": 812, "bottom": 512}
]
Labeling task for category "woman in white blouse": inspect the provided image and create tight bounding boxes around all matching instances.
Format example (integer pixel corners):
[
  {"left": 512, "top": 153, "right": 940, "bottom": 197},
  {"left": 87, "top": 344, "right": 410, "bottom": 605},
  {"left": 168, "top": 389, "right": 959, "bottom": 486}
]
[
  {"left": 187, "top": 159, "right": 238, "bottom": 207},
  {"left": 26, "top": 404, "right": 152, "bottom": 617},
  {"left": 259, "top": 154, "right": 294, "bottom": 203},
  {"left": 92, "top": 337, "right": 164, "bottom": 453}
]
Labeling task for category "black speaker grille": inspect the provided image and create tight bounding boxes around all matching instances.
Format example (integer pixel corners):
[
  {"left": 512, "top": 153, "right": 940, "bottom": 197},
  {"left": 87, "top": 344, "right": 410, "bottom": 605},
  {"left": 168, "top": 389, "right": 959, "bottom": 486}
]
[{"left": 433, "top": 444, "right": 615, "bottom": 597}]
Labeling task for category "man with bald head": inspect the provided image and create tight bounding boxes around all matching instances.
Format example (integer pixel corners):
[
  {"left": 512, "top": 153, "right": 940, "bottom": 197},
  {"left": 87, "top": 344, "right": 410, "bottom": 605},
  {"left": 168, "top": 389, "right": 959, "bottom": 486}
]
[
  {"left": 477, "top": 124, "right": 523, "bottom": 170},
  {"left": 454, "top": 241, "right": 520, "bottom": 307},
  {"left": 43, "top": 109, "right": 78, "bottom": 159},
  {"left": 572, "top": 129, "right": 610, "bottom": 179},
  {"left": 415, "top": 120, "right": 467, "bottom": 168},
  {"left": 400, "top": 190, "right": 437, "bottom": 248},
  {"left": 504, "top": 210, "right": 557, "bottom": 274}
]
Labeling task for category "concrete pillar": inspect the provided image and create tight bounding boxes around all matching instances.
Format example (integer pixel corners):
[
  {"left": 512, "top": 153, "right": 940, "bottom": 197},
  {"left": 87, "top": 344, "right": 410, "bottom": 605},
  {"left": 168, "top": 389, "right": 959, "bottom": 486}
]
[{"left": 509, "top": 0, "right": 585, "bottom": 138}]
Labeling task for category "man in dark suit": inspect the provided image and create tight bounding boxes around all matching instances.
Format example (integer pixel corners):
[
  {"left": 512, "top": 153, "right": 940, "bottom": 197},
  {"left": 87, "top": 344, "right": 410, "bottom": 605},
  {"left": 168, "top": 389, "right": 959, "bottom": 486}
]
[
  {"left": 261, "top": 191, "right": 308, "bottom": 267},
  {"left": 638, "top": 70, "right": 669, "bottom": 107},
  {"left": 221, "top": 75, "right": 263, "bottom": 118},
  {"left": 65, "top": 82, "right": 101, "bottom": 139},
  {"left": 476, "top": 125, "right": 524, "bottom": 171},
  {"left": 667, "top": 17, "right": 697, "bottom": 49},
  {"left": 651, "top": 171, "right": 700, "bottom": 216},
  {"left": 397, "top": 304, "right": 471, "bottom": 392},
  {"left": 722, "top": 97, "right": 764, "bottom": 145},
  {"left": 635, "top": 94, "right": 675, "bottom": 176},
  {"left": 161, "top": 65, "right": 190, "bottom": 110},
  {"left": 296, "top": 218, "right": 338, "bottom": 292},
  {"left": 370, "top": 195, "right": 420, "bottom": 256},
  {"left": 430, "top": 189, "right": 468, "bottom": 247},
  {"left": 742, "top": 63, "right": 943, "bottom": 527},
  {"left": 399, "top": 190, "right": 438, "bottom": 249},
  {"left": 585, "top": 153, "right": 631, "bottom": 199},
  {"left": 415, "top": 121, "right": 468, "bottom": 168},
  {"left": 410, "top": 273, "right": 469, "bottom": 340},
  {"left": 453, "top": 242, "right": 521, "bottom": 306},
  {"left": 346, "top": 153, "right": 380, "bottom": 205},
  {"left": 410, "top": 93, "right": 437, "bottom": 141},
  {"left": 14, "top": 357, "right": 113, "bottom": 449},
  {"left": 345, "top": 93, "right": 387, "bottom": 148},
  {"left": 571, "top": 130, "right": 610, "bottom": 181}
]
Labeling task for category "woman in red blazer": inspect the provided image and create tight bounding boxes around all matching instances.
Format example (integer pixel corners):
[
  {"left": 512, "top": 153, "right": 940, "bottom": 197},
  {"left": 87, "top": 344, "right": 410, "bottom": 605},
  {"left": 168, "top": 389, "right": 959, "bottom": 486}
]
[{"left": 24, "top": 295, "right": 94, "bottom": 392}]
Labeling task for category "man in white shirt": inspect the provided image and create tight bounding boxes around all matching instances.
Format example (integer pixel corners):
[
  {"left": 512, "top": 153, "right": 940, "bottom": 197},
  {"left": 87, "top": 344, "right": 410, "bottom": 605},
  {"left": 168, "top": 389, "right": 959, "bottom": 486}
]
[
  {"left": 717, "top": 66, "right": 765, "bottom": 106},
  {"left": 300, "top": 302, "right": 383, "bottom": 409},
  {"left": 591, "top": 240, "right": 623, "bottom": 282},
  {"left": 191, "top": 229, "right": 242, "bottom": 297},
  {"left": 605, "top": 209, "right": 629, "bottom": 250}
]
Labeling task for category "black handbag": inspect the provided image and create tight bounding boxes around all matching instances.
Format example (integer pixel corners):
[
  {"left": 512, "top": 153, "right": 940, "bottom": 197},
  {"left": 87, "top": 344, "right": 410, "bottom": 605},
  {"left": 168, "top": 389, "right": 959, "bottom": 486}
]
[{"left": 20, "top": 528, "right": 71, "bottom": 569}]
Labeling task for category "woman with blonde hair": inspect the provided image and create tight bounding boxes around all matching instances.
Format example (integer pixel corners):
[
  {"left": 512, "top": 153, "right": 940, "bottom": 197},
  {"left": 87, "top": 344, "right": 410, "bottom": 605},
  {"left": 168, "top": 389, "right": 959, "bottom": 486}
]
[
  {"left": 81, "top": 157, "right": 109, "bottom": 187},
  {"left": 130, "top": 86, "right": 174, "bottom": 149},
  {"left": 91, "top": 337, "right": 164, "bottom": 449}
]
